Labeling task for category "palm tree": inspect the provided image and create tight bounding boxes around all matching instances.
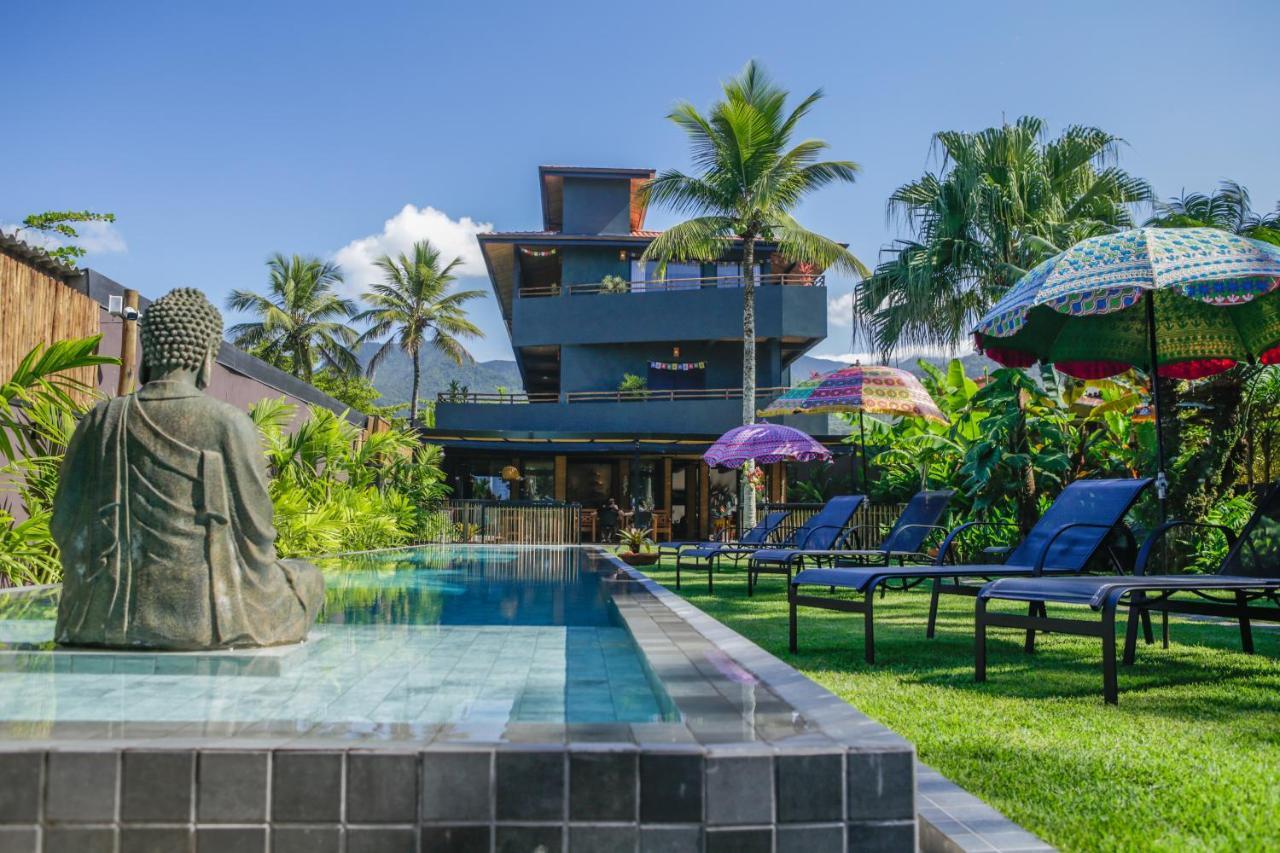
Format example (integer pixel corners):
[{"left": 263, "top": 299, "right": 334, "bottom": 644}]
[
  {"left": 856, "top": 117, "right": 1152, "bottom": 356},
  {"left": 640, "top": 61, "right": 868, "bottom": 527},
  {"left": 354, "top": 240, "right": 486, "bottom": 423},
  {"left": 1146, "top": 180, "right": 1280, "bottom": 245},
  {"left": 227, "top": 254, "right": 360, "bottom": 381}
]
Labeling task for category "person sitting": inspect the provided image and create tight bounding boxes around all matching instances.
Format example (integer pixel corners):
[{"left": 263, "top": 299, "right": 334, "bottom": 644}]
[
  {"left": 52, "top": 288, "right": 325, "bottom": 650},
  {"left": 598, "top": 499, "right": 622, "bottom": 543}
]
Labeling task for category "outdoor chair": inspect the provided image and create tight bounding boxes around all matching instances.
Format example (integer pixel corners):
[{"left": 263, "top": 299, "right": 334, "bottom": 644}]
[
  {"left": 975, "top": 479, "right": 1280, "bottom": 704},
  {"left": 650, "top": 509, "right": 672, "bottom": 541},
  {"left": 767, "top": 490, "right": 955, "bottom": 574},
  {"left": 788, "top": 478, "right": 1152, "bottom": 664},
  {"left": 745, "top": 495, "right": 867, "bottom": 595},
  {"left": 664, "top": 510, "right": 792, "bottom": 591},
  {"left": 598, "top": 507, "right": 620, "bottom": 543}
]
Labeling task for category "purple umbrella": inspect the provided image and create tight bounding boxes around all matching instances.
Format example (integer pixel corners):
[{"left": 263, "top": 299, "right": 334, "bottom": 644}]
[{"left": 703, "top": 424, "right": 833, "bottom": 470}]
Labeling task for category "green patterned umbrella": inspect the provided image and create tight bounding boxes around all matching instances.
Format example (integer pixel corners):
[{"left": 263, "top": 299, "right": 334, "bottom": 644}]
[
  {"left": 973, "top": 226, "right": 1280, "bottom": 507},
  {"left": 974, "top": 227, "right": 1280, "bottom": 379}
]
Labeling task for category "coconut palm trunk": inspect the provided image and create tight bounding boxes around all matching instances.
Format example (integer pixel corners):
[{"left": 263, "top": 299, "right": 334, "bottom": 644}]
[
  {"left": 409, "top": 347, "right": 422, "bottom": 423},
  {"left": 740, "top": 237, "right": 758, "bottom": 531}
]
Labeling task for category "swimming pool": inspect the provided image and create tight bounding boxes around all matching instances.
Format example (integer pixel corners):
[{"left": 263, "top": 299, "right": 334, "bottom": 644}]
[
  {"left": 0, "top": 545, "right": 925, "bottom": 850},
  {"left": 0, "top": 546, "right": 673, "bottom": 727}
]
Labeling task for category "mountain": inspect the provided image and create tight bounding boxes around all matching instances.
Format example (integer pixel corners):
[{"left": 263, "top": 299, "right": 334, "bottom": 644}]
[
  {"left": 358, "top": 342, "right": 522, "bottom": 405},
  {"left": 790, "top": 351, "right": 999, "bottom": 382},
  {"left": 361, "top": 343, "right": 999, "bottom": 408}
]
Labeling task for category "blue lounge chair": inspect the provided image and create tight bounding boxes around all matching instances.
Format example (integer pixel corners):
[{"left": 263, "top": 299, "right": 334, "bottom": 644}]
[
  {"left": 745, "top": 495, "right": 867, "bottom": 595},
  {"left": 656, "top": 510, "right": 789, "bottom": 559},
  {"left": 976, "top": 479, "right": 1280, "bottom": 704},
  {"left": 789, "top": 478, "right": 1152, "bottom": 663},
  {"left": 666, "top": 510, "right": 791, "bottom": 592},
  {"left": 785, "top": 490, "right": 956, "bottom": 570}
]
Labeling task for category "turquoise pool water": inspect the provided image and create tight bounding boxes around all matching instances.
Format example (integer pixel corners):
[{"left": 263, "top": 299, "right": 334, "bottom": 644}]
[{"left": 0, "top": 546, "right": 672, "bottom": 727}]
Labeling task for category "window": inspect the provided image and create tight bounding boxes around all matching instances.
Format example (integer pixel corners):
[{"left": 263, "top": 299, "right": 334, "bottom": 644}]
[
  {"left": 632, "top": 260, "right": 701, "bottom": 291},
  {"left": 522, "top": 460, "right": 556, "bottom": 501}
]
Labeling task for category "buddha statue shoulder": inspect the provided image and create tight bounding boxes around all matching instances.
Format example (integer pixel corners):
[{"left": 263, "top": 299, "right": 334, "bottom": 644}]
[{"left": 51, "top": 287, "right": 324, "bottom": 650}]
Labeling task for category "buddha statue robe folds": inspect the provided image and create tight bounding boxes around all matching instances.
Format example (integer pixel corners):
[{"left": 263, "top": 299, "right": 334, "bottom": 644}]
[{"left": 51, "top": 287, "right": 324, "bottom": 650}]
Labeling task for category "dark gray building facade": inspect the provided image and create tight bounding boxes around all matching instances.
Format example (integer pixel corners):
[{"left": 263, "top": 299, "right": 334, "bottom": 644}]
[{"left": 426, "top": 166, "right": 837, "bottom": 539}]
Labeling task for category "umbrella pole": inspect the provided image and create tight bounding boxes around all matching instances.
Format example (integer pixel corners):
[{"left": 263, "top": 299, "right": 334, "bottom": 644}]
[
  {"left": 858, "top": 410, "right": 871, "bottom": 493},
  {"left": 1145, "top": 291, "right": 1168, "bottom": 521}
]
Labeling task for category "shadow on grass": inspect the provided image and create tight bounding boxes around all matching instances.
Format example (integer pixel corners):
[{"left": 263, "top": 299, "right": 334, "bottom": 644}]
[{"left": 643, "top": 559, "right": 1280, "bottom": 712}]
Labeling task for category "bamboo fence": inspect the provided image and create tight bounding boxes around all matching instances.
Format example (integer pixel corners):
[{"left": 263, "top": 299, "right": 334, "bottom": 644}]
[{"left": 0, "top": 254, "right": 100, "bottom": 397}]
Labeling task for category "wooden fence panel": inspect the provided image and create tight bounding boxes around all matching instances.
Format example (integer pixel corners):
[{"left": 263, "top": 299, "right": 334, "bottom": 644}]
[
  {"left": 0, "top": 254, "right": 100, "bottom": 395},
  {"left": 437, "top": 500, "right": 583, "bottom": 545}
]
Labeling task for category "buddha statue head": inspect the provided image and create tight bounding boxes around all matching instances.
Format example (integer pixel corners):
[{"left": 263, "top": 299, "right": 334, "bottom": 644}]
[{"left": 139, "top": 287, "right": 224, "bottom": 388}]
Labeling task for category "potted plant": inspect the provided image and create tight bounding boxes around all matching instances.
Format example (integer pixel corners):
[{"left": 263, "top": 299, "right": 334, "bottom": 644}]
[
  {"left": 600, "top": 274, "right": 629, "bottom": 294},
  {"left": 615, "top": 526, "right": 658, "bottom": 566},
  {"left": 618, "top": 373, "right": 648, "bottom": 401}
]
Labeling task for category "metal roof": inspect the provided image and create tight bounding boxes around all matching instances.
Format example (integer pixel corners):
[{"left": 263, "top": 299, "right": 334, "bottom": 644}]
[{"left": 0, "top": 229, "right": 78, "bottom": 279}]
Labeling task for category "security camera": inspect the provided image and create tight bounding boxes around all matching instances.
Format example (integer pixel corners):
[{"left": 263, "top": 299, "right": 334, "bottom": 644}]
[{"left": 123, "top": 306, "right": 140, "bottom": 321}]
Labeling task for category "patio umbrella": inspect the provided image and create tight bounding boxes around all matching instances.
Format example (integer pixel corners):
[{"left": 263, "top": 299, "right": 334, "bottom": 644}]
[
  {"left": 972, "top": 226, "right": 1280, "bottom": 509},
  {"left": 758, "top": 365, "right": 947, "bottom": 488},
  {"left": 703, "top": 423, "right": 833, "bottom": 470}
]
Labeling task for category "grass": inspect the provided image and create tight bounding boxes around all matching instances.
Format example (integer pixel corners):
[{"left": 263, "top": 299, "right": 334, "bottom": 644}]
[{"left": 640, "top": 556, "right": 1280, "bottom": 853}]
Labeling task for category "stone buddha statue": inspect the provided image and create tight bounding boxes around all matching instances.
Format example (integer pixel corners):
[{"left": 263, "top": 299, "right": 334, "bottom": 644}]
[{"left": 52, "top": 288, "right": 324, "bottom": 650}]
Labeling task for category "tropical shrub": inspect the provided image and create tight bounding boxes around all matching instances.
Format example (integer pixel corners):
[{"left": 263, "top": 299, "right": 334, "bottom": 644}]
[
  {"left": 600, "top": 275, "right": 629, "bottom": 294},
  {"left": 0, "top": 335, "right": 118, "bottom": 586},
  {"left": 616, "top": 526, "right": 654, "bottom": 554},
  {"left": 248, "top": 399, "right": 451, "bottom": 556},
  {"left": 618, "top": 373, "right": 648, "bottom": 399}
]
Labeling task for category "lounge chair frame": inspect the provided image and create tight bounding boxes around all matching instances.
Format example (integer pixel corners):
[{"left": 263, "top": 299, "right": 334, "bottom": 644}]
[
  {"left": 787, "top": 479, "right": 1151, "bottom": 664},
  {"left": 975, "top": 505, "right": 1280, "bottom": 704}
]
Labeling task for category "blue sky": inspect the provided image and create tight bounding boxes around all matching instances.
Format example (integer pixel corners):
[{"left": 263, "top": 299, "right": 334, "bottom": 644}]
[{"left": 5, "top": 0, "right": 1278, "bottom": 363}]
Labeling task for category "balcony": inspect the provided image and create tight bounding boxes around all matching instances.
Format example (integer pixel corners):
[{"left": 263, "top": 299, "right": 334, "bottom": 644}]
[
  {"left": 433, "top": 386, "right": 832, "bottom": 436},
  {"left": 510, "top": 274, "right": 827, "bottom": 348}
]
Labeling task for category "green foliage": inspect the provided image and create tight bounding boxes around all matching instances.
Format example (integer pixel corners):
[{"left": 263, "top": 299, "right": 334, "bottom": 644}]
[
  {"left": 249, "top": 399, "right": 451, "bottom": 557},
  {"left": 354, "top": 240, "right": 486, "bottom": 423},
  {"left": 639, "top": 61, "right": 868, "bottom": 279},
  {"left": 310, "top": 367, "right": 403, "bottom": 420},
  {"left": 19, "top": 210, "right": 116, "bottom": 266},
  {"left": 0, "top": 336, "right": 119, "bottom": 585},
  {"left": 600, "top": 275, "right": 629, "bottom": 294},
  {"left": 867, "top": 358, "right": 1152, "bottom": 544},
  {"left": 618, "top": 373, "right": 648, "bottom": 398},
  {"left": 857, "top": 116, "right": 1152, "bottom": 354},
  {"left": 1146, "top": 180, "right": 1280, "bottom": 247},
  {"left": 616, "top": 526, "right": 654, "bottom": 554},
  {"left": 227, "top": 254, "right": 360, "bottom": 381}
]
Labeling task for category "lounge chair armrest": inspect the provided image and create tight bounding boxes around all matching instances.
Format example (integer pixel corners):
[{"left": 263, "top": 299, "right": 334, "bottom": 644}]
[
  {"left": 1031, "top": 521, "right": 1116, "bottom": 575},
  {"left": 933, "top": 521, "right": 1019, "bottom": 566},
  {"left": 1134, "top": 520, "right": 1238, "bottom": 576}
]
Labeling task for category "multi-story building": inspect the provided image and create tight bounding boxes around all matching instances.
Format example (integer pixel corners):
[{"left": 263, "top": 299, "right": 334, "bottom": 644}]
[{"left": 424, "top": 165, "right": 838, "bottom": 539}]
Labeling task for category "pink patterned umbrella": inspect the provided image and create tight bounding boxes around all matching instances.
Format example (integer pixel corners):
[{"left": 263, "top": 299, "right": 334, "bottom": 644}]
[{"left": 703, "top": 424, "right": 832, "bottom": 470}]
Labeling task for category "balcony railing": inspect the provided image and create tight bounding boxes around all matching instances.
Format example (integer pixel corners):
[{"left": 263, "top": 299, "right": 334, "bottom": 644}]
[
  {"left": 437, "top": 391, "right": 560, "bottom": 404},
  {"left": 519, "top": 273, "right": 824, "bottom": 298},
  {"left": 438, "top": 386, "right": 793, "bottom": 405}
]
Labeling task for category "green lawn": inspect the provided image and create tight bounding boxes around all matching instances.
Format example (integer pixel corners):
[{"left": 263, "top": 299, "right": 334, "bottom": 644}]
[{"left": 640, "top": 557, "right": 1280, "bottom": 853}]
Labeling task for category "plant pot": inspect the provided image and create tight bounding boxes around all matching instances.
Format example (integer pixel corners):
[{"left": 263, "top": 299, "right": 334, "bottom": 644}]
[{"left": 617, "top": 551, "right": 658, "bottom": 566}]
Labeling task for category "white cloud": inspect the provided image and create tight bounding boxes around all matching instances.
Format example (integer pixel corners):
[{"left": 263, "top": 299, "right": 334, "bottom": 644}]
[
  {"left": 75, "top": 220, "right": 128, "bottom": 254},
  {"left": 333, "top": 204, "right": 493, "bottom": 296},
  {"left": 822, "top": 343, "right": 975, "bottom": 367},
  {"left": 827, "top": 290, "right": 855, "bottom": 327},
  {"left": 0, "top": 221, "right": 127, "bottom": 256}
]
